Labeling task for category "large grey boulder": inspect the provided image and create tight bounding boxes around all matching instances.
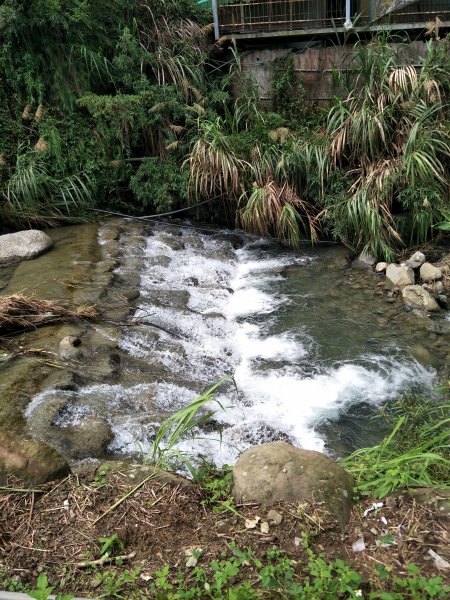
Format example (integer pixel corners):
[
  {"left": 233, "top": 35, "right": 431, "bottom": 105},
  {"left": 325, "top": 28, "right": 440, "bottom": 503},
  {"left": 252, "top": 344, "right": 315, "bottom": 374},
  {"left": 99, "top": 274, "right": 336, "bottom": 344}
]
[
  {"left": 402, "top": 285, "right": 440, "bottom": 311},
  {"left": 405, "top": 251, "right": 426, "bottom": 269},
  {"left": 0, "top": 431, "right": 70, "bottom": 484},
  {"left": 385, "top": 264, "right": 415, "bottom": 289},
  {"left": 232, "top": 441, "right": 354, "bottom": 527},
  {"left": 0, "top": 229, "right": 53, "bottom": 264},
  {"left": 420, "top": 263, "right": 442, "bottom": 283}
]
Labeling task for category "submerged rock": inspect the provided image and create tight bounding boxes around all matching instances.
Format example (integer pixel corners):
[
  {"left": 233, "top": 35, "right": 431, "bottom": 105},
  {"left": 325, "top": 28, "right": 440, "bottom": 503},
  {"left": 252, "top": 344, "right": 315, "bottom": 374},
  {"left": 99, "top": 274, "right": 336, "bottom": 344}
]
[
  {"left": 232, "top": 441, "right": 354, "bottom": 527},
  {"left": 65, "top": 416, "right": 114, "bottom": 459},
  {"left": 402, "top": 285, "right": 440, "bottom": 311},
  {"left": 385, "top": 264, "right": 415, "bottom": 289},
  {"left": 352, "top": 252, "right": 376, "bottom": 270},
  {"left": 0, "top": 230, "right": 53, "bottom": 264},
  {"left": 0, "top": 431, "right": 70, "bottom": 484},
  {"left": 59, "top": 335, "right": 83, "bottom": 359}
]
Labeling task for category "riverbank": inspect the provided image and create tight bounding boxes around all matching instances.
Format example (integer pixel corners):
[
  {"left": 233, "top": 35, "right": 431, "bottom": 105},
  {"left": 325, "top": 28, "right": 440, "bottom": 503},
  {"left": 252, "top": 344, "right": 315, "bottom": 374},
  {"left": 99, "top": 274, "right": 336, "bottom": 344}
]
[{"left": 1, "top": 463, "right": 449, "bottom": 599}]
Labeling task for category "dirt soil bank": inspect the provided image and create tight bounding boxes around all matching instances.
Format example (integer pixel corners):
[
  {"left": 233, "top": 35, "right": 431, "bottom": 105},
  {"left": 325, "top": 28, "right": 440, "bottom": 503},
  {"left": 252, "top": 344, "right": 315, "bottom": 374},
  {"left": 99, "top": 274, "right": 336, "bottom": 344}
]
[{"left": 0, "top": 468, "right": 448, "bottom": 598}]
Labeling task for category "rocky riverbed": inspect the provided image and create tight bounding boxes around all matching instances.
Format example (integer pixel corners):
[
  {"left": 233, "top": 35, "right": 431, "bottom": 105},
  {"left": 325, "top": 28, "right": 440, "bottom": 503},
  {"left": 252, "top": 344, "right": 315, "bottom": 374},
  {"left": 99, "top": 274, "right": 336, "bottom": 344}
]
[{"left": 0, "top": 219, "right": 449, "bottom": 482}]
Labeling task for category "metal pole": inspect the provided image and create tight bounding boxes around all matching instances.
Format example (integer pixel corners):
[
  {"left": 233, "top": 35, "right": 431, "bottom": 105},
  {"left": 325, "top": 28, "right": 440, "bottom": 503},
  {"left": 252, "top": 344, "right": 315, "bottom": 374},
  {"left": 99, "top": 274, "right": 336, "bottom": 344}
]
[
  {"left": 344, "top": 0, "right": 352, "bottom": 29},
  {"left": 211, "top": 0, "right": 220, "bottom": 40}
]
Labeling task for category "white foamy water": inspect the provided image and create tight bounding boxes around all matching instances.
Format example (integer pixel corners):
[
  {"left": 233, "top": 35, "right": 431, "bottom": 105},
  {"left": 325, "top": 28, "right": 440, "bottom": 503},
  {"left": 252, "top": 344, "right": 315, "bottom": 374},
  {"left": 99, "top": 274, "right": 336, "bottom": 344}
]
[
  {"left": 25, "top": 223, "right": 439, "bottom": 464},
  {"left": 111, "top": 225, "right": 436, "bottom": 463}
]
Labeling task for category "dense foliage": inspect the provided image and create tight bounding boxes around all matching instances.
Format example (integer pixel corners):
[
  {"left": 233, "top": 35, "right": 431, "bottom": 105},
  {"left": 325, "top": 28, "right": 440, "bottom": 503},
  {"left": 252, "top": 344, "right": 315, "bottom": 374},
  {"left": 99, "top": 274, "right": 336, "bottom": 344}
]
[
  {"left": 0, "top": 1, "right": 448, "bottom": 258},
  {"left": 0, "top": 0, "right": 210, "bottom": 226}
]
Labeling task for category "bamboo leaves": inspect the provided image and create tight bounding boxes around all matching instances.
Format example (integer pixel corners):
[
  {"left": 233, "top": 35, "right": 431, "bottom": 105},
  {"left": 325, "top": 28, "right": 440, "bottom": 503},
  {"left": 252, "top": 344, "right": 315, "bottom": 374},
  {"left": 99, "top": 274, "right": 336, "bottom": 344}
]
[{"left": 325, "top": 36, "right": 450, "bottom": 259}]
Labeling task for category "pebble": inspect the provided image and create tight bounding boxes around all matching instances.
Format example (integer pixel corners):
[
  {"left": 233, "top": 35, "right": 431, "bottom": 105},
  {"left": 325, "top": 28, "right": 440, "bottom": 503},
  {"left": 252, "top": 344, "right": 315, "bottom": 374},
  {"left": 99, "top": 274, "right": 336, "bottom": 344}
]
[{"left": 267, "top": 509, "right": 283, "bottom": 525}]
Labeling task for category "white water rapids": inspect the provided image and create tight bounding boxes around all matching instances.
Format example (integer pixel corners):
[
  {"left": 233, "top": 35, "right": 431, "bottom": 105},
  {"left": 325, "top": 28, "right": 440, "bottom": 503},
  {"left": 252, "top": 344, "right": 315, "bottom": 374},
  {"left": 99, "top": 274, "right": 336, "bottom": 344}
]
[{"left": 26, "top": 222, "right": 437, "bottom": 465}]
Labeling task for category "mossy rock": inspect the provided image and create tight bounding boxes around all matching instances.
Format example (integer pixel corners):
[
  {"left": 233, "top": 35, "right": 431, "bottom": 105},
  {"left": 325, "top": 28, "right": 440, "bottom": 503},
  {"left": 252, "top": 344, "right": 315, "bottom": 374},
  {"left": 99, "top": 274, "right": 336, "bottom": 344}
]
[{"left": 233, "top": 441, "right": 354, "bottom": 527}]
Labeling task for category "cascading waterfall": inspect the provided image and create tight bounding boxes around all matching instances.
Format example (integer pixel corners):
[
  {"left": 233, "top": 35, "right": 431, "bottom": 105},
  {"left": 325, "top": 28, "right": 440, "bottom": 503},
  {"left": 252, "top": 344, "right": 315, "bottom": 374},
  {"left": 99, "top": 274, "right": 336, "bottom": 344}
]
[{"left": 25, "top": 221, "right": 437, "bottom": 465}]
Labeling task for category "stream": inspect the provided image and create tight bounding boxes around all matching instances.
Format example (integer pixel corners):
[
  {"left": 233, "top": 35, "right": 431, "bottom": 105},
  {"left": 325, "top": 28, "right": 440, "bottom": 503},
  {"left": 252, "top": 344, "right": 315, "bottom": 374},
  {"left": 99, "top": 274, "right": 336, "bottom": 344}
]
[{"left": 3, "top": 220, "right": 448, "bottom": 467}]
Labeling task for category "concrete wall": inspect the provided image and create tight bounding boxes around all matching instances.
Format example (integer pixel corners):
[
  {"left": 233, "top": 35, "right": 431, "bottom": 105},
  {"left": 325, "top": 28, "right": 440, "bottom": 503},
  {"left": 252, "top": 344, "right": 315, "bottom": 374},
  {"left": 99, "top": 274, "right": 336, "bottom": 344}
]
[{"left": 238, "top": 41, "right": 429, "bottom": 107}]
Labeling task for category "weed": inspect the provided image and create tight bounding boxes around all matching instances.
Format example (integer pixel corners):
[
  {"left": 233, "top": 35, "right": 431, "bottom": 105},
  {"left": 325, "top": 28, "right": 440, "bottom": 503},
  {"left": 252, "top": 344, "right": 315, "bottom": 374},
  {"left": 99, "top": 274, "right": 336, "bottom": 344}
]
[
  {"left": 144, "top": 377, "right": 233, "bottom": 479},
  {"left": 93, "top": 463, "right": 111, "bottom": 487},
  {"left": 149, "top": 543, "right": 449, "bottom": 599},
  {"left": 95, "top": 566, "right": 142, "bottom": 599},
  {"left": 341, "top": 394, "right": 450, "bottom": 498},
  {"left": 28, "top": 573, "right": 72, "bottom": 600},
  {"left": 97, "top": 533, "right": 125, "bottom": 558},
  {"left": 197, "top": 462, "right": 234, "bottom": 504}
]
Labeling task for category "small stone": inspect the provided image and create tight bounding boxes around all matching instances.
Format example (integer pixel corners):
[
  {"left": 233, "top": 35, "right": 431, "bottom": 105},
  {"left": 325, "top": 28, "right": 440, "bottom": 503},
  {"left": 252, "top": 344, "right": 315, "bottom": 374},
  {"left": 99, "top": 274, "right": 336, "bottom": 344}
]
[
  {"left": 352, "top": 252, "right": 376, "bottom": 270},
  {"left": 185, "top": 547, "right": 202, "bottom": 568},
  {"left": 420, "top": 263, "right": 442, "bottom": 283},
  {"left": 431, "top": 280, "right": 445, "bottom": 294},
  {"left": 385, "top": 264, "right": 415, "bottom": 289},
  {"left": 245, "top": 517, "right": 260, "bottom": 530},
  {"left": 405, "top": 251, "right": 426, "bottom": 269},
  {"left": 260, "top": 521, "right": 270, "bottom": 534},
  {"left": 185, "top": 555, "right": 198, "bottom": 568},
  {"left": 352, "top": 538, "right": 366, "bottom": 553},
  {"left": 91, "top": 578, "right": 102, "bottom": 589},
  {"left": 267, "top": 509, "right": 283, "bottom": 525},
  {"left": 428, "top": 549, "right": 450, "bottom": 570},
  {"left": 402, "top": 285, "right": 440, "bottom": 312},
  {"left": 375, "top": 262, "right": 388, "bottom": 273}
]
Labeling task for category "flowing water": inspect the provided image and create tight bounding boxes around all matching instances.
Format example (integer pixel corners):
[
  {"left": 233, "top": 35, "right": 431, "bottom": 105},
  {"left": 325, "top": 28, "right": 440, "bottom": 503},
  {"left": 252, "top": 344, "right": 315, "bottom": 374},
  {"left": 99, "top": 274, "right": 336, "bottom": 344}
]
[{"left": 23, "top": 221, "right": 447, "bottom": 465}]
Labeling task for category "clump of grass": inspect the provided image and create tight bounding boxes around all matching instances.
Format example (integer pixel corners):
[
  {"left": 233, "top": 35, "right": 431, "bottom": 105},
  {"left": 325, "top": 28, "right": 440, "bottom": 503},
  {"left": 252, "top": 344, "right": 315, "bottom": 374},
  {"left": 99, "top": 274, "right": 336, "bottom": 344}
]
[
  {"left": 145, "top": 376, "right": 233, "bottom": 479},
  {"left": 341, "top": 393, "right": 450, "bottom": 498}
]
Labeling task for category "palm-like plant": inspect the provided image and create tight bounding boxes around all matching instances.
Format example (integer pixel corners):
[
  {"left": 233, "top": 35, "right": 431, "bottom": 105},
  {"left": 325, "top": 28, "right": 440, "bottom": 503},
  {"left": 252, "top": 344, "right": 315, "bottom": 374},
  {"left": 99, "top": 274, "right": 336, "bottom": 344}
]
[
  {"left": 1, "top": 151, "right": 93, "bottom": 226},
  {"left": 186, "top": 116, "right": 249, "bottom": 200},
  {"left": 240, "top": 179, "right": 319, "bottom": 248},
  {"left": 326, "top": 36, "right": 450, "bottom": 259}
]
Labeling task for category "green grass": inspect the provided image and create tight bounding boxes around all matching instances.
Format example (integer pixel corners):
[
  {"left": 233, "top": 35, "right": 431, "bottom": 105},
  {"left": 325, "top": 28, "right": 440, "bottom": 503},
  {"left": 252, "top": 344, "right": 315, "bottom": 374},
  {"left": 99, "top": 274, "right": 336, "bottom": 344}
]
[
  {"left": 341, "top": 393, "right": 450, "bottom": 499},
  {"left": 144, "top": 376, "right": 233, "bottom": 479}
]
